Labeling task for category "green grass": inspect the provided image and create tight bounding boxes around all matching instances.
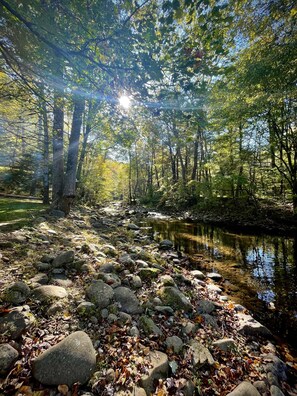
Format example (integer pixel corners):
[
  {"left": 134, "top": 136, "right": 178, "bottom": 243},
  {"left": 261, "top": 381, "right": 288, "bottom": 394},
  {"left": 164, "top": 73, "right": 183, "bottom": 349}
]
[{"left": 0, "top": 198, "right": 48, "bottom": 229}]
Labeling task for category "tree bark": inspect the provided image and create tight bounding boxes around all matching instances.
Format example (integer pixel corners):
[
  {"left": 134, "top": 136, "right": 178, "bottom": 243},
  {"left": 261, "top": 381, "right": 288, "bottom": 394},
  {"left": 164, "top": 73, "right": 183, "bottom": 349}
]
[
  {"left": 41, "top": 100, "right": 50, "bottom": 204},
  {"left": 61, "top": 92, "right": 85, "bottom": 214}
]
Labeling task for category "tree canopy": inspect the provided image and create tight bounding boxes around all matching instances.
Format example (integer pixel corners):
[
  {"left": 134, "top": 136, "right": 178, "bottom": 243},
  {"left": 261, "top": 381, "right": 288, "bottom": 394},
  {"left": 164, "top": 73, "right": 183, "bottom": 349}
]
[{"left": 0, "top": 0, "right": 296, "bottom": 214}]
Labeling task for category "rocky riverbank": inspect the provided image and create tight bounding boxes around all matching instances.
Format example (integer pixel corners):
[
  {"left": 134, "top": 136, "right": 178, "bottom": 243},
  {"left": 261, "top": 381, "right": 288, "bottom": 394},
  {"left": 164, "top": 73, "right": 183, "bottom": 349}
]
[{"left": 0, "top": 203, "right": 296, "bottom": 395}]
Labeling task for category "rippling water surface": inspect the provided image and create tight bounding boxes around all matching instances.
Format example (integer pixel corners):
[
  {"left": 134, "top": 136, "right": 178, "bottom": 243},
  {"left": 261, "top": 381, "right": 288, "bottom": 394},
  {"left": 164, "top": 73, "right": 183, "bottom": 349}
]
[{"left": 142, "top": 215, "right": 297, "bottom": 349}]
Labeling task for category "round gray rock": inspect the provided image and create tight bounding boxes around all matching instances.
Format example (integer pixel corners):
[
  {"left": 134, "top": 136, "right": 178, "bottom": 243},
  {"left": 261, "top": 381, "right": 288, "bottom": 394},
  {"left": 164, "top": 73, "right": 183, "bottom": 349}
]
[
  {"left": 114, "top": 287, "right": 142, "bottom": 314},
  {"left": 3, "top": 282, "right": 30, "bottom": 304},
  {"left": 0, "top": 343, "right": 19, "bottom": 374},
  {"left": 52, "top": 250, "right": 75, "bottom": 268},
  {"left": 159, "top": 240, "right": 173, "bottom": 250},
  {"left": 86, "top": 280, "right": 114, "bottom": 309},
  {"left": 32, "top": 331, "right": 96, "bottom": 386}
]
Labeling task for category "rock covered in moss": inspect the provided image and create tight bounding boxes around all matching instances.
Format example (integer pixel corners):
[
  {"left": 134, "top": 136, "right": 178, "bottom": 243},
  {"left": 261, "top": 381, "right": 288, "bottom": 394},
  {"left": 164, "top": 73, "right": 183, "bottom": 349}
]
[
  {"left": 3, "top": 282, "right": 30, "bottom": 304},
  {"left": 0, "top": 311, "right": 27, "bottom": 339},
  {"left": 139, "top": 315, "right": 163, "bottom": 336},
  {"left": 158, "top": 286, "right": 192, "bottom": 312}
]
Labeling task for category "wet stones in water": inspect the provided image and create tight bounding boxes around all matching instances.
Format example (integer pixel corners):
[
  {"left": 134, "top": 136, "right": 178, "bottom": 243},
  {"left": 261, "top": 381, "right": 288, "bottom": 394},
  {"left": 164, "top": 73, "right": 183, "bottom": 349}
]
[
  {"left": 31, "top": 285, "right": 68, "bottom": 302},
  {"left": 0, "top": 311, "right": 27, "bottom": 339},
  {"left": 236, "top": 313, "right": 272, "bottom": 337},
  {"left": 0, "top": 343, "right": 19, "bottom": 375},
  {"left": 3, "top": 282, "right": 30, "bottom": 304},
  {"left": 114, "top": 287, "right": 143, "bottom": 314},
  {"left": 226, "top": 381, "right": 261, "bottom": 396},
  {"left": 158, "top": 286, "right": 193, "bottom": 312},
  {"left": 32, "top": 331, "right": 96, "bottom": 386},
  {"left": 86, "top": 280, "right": 114, "bottom": 310}
]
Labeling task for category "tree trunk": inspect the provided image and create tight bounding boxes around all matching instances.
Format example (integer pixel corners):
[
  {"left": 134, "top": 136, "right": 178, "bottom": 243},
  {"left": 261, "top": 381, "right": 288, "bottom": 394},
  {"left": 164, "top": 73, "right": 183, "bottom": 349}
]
[
  {"left": 41, "top": 100, "right": 50, "bottom": 204},
  {"left": 51, "top": 59, "right": 64, "bottom": 209},
  {"left": 61, "top": 93, "right": 85, "bottom": 214}
]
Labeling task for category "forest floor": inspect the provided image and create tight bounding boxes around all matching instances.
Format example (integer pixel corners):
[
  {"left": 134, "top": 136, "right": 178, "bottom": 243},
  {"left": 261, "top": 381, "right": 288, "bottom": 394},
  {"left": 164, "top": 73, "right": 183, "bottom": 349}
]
[{"left": 0, "top": 202, "right": 297, "bottom": 396}]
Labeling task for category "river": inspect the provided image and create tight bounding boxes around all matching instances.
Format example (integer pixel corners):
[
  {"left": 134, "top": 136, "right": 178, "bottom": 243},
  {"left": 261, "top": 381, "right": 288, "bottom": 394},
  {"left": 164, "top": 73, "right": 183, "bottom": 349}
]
[{"left": 141, "top": 214, "right": 297, "bottom": 351}]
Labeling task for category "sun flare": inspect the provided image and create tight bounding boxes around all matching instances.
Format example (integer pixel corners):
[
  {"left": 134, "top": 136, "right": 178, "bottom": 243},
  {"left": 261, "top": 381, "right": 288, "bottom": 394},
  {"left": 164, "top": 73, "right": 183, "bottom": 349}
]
[{"left": 119, "top": 95, "right": 131, "bottom": 109}]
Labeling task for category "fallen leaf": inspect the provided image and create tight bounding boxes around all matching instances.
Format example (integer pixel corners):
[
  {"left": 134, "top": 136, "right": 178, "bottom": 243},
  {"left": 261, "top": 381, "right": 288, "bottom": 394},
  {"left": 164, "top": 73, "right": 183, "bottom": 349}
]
[{"left": 57, "top": 384, "right": 69, "bottom": 395}]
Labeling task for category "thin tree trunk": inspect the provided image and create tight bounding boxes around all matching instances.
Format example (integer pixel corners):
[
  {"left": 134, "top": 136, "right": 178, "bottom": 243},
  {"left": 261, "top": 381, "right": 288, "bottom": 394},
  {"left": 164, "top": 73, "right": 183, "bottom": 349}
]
[{"left": 41, "top": 100, "right": 50, "bottom": 204}]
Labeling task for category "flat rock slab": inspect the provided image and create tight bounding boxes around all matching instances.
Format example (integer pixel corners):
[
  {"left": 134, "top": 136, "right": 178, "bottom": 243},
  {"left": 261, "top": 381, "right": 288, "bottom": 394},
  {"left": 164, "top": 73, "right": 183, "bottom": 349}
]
[
  {"left": 158, "top": 286, "right": 192, "bottom": 312},
  {"left": 86, "top": 280, "right": 114, "bottom": 309},
  {"left": 141, "top": 351, "right": 169, "bottom": 395},
  {"left": 213, "top": 338, "right": 235, "bottom": 352},
  {"left": 207, "top": 272, "right": 222, "bottom": 281},
  {"left": 31, "top": 285, "right": 68, "bottom": 302},
  {"left": 189, "top": 340, "right": 214, "bottom": 368},
  {"left": 0, "top": 343, "right": 19, "bottom": 375},
  {"left": 0, "top": 311, "right": 27, "bottom": 339},
  {"left": 236, "top": 313, "right": 272, "bottom": 337},
  {"left": 227, "top": 381, "right": 261, "bottom": 396},
  {"left": 114, "top": 287, "right": 143, "bottom": 314},
  {"left": 32, "top": 331, "right": 96, "bottom": 386},
  {"left": 207, "top": 284, "right": 222, "bottom": 293}
]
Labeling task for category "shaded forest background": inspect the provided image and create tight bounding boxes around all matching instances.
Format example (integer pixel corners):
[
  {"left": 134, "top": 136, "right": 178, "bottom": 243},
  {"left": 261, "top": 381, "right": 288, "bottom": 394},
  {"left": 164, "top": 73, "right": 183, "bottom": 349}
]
[{"left": 0, "top": 0, "right": 296, "bottom": 215}]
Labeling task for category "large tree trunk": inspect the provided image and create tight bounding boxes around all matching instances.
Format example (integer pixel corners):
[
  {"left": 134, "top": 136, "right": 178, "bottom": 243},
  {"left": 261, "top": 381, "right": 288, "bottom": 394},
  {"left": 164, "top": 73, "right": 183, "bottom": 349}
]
[
  {"left": 60, "top": 93, "right": 85, "bottom": 214},
  {"left": 51, "top": 59, "right": 64, "bottom": 209}
]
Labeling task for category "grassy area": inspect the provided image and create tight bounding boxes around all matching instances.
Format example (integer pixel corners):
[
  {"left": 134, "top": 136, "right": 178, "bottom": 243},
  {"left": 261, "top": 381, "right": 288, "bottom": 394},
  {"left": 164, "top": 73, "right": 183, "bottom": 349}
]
[{"left": 0, "top": 197, "right": 48, "bottom": 229}]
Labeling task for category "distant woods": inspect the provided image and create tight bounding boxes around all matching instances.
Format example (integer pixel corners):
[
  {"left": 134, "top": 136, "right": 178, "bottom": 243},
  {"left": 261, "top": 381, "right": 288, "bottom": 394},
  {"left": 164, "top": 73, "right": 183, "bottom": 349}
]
[{"left": 0, "top": 0, "right": 296, "bottom": 214}]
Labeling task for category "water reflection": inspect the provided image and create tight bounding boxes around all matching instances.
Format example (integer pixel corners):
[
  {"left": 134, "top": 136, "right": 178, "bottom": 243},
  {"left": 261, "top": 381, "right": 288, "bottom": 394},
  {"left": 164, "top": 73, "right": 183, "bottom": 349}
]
[{"left": 143, "top": 217, "right": 297, "bottom": 349}]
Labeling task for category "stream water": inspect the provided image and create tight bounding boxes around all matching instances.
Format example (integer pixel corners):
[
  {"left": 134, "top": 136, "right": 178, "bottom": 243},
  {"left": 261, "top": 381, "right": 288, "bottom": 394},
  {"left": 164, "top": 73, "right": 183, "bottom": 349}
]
[{"left": 141, "top": 214, "right": 297, "bottom": 350}]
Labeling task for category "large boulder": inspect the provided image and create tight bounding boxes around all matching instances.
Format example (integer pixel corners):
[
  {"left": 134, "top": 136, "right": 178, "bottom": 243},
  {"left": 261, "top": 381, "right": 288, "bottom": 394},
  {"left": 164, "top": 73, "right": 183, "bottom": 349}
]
[
  {"left": 141, "top": 351, "right": 169, "bottom": 395},
  {"left": 227, "top": 381, "right": 261, "bottom": 396},
  {"left": 52, "top": 250, "right": 75, "bottom": 268},
  {"left": 236, "top": 313, "right": 272, "bottom": 337},
  {"left": 114, "top": 287, "right": 142, "bottom": 314},
  {"left": 0, "top": 311, "right": 27, "bottom": 339},
  {"left": 158, "top": 286, "right": 192, "bottom": 312},
  {"left": 31, "top": 285, "right": 68, "bottom": 302},
  {"left": 0, "top": 343, "right": 19, "bottom": 375},
  {"left": 86, "top": 280, "right": 114, "bottom": 309},
  {"left": 32, "top": 331, "right": 96, "bottom": 386},
  {"left": 3, "top": 282, "right": 30, "bottom": 304}
]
